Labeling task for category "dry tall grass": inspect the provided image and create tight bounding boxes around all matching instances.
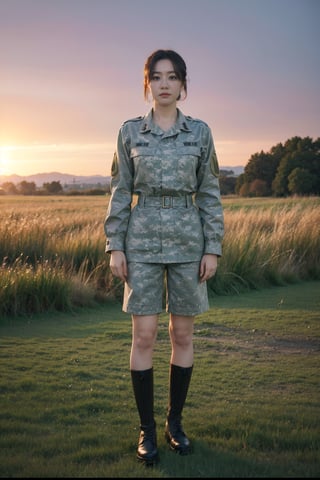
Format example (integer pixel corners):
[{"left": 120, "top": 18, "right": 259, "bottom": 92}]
[
  {"left": 0, "top": 195, "right": 319, "bottom": 317},
  {"left": 216, "top": 200, "right": 320, "bottom": 293}
]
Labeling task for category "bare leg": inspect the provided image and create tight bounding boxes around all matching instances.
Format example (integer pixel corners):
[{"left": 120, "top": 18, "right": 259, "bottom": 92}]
[
  {"left": 130, "top": 314, "right": 158, "bottom": 370},
  {"left": 169, "top": 314, "right": 194, "bottom": 367}
]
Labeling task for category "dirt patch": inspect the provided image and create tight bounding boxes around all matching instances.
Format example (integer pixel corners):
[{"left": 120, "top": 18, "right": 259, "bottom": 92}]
[{"left": 194, "top": 326, "right": 320, "bottom": 355}]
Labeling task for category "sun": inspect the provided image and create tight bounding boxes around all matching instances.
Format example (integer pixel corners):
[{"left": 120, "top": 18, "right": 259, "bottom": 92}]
[{"left": 0, "top": 145, "right": 14, "bottom": 175}]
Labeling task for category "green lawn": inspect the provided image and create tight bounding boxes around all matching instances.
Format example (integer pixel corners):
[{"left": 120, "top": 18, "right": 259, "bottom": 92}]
[{"left": 0, "top": 281, "right": 319, "bottom": 478}]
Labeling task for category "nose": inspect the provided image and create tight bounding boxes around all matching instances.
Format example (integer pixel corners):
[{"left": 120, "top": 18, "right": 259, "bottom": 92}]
[{"left": 160, "top": 77, "right": 169, "bottom": 88}]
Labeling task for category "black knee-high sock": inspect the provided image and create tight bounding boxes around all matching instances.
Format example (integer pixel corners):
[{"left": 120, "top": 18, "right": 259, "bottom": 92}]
[
  {"left": 167, "top": 364, "right": 193, "bottom": 419},
  {"left": 131, "top": 368, "right": 154, "bottom": 427}
]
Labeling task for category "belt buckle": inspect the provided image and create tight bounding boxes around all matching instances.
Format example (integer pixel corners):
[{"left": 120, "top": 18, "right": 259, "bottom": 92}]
[{"left": 162, "top": 195, "right": 172, "bottom": 208}]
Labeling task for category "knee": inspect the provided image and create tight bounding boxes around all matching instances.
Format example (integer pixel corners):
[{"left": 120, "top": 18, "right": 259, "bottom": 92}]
[
  {"left": 169, "top": 324, "right": 193, "bottom": 349},
  {"left": 172, "top": 332, "right": 192, "bottom": 349},
  {"left": 136, "top": 329, "right": 157, "bottom": 351}
]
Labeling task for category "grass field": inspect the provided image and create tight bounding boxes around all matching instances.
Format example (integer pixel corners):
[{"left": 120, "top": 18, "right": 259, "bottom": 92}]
[
  {"left": 0, "top": 195, "right": 319, "bottom": 317},
  {"left": 0, "top": 281, "right": 319, "bottom": 478}
]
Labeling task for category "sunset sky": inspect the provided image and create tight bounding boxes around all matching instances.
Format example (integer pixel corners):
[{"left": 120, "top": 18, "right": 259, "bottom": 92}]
[{"left": 1, "top": 0, "right": 319, "bottom": 177}]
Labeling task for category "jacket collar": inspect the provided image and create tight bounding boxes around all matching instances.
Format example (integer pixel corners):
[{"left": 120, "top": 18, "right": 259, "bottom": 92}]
[{"left": 140, "top": 108, "right": 191, "bottom": 134}]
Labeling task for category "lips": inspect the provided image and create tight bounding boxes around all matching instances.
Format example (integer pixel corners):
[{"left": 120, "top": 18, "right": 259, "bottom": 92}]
[{"left": 160, "top": 93, "right": 170, "bottom": 97}]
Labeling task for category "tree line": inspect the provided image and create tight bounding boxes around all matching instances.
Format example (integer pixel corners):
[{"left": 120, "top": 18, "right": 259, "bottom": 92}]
[
  {"left": 220, "top": 136, "right": 320, "bottom": 197},
  {"left": 1, "top": 136, "right": 319, "bottom": 197},
  {"left": 0, "top": 180, "right": 107, "bottom": 196}
]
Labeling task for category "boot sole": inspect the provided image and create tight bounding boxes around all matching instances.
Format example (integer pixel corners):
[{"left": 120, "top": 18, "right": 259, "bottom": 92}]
[
  {"left": 137, "top": 453, "right": 159, "bottom": 466},
  {"left": 168, "top": 443, "right": 192, "bottom": 455},
  {"left": 165, "top": 433, "right": 192, "bottom": 455}
]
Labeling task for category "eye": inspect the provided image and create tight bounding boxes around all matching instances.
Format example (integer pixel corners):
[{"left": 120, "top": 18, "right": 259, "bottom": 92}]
[
  {"left": 151, "top": 74, "right": 160, "bottom": 81},
  {"left": 169, "top": 74, "right": 178, "bottom": 81}
]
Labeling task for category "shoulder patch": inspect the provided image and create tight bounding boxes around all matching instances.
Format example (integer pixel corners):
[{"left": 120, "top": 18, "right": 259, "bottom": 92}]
[{"left": 210, "top": 151, "right": 220, "bottom": 177}]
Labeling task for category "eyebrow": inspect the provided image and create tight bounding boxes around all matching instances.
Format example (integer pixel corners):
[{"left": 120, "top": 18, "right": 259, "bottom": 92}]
[{"left": 152, "top": 70, "right": 176, "bottom": 74}]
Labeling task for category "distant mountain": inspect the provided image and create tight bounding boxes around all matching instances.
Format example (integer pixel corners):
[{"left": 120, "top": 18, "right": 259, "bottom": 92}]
[
  {"left": 0, "top": 172, "right": 110, "bottom": 187},
  {"left": 220, "top": 166, "right": 244, "bottom": 176},
  {"left": 0, "top": 166, "right": 244, "bottom": 188}
]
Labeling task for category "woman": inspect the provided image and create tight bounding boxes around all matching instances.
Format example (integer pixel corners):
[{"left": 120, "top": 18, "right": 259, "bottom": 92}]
[{"left": 104, "top": 49, "right": 224, "bottom": 465}]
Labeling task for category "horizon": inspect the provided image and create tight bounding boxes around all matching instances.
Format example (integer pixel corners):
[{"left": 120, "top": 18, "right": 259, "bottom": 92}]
[
  {"left": 0, "top": 163, "right": 245, "bottom": 179},
  {"left": 1, "top": 0, "right": 319, "bottom": 177}
]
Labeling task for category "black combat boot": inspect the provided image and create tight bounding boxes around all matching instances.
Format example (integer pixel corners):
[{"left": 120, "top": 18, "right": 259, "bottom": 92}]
[
  {"left": 165, "top": 364, "right": 193, "bottom": 455},
  {"left": 131, "top": 368, "right": 159, "bottom": 465}
]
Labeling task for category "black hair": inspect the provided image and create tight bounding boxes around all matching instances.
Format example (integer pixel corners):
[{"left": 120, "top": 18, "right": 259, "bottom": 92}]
[{"left": 144, "top": 49, "right": 187, "bottom": 100}]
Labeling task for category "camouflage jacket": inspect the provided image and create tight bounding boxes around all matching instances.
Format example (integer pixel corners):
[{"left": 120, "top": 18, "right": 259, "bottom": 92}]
[{"left": 104, "top": 108, "right": 224, "bottom": 263}]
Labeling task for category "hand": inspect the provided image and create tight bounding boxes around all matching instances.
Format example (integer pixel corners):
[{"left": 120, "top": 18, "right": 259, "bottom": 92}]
[
  {"left": 199, "top": 254, "right": 218, "bottom": 283},
  {"left": 109, "top": 250, "right": 128, "bottom": 282}
]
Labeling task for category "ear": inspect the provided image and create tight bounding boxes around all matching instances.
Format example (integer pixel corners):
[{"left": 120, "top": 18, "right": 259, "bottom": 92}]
[{"left": 178, "top": 88, "right": 187, "bottom": 101}]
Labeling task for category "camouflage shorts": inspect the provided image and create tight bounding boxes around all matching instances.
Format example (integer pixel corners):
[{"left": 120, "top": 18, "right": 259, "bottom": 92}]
[{"left": 123, "top": 262, "right": 209, "bottom": 316}]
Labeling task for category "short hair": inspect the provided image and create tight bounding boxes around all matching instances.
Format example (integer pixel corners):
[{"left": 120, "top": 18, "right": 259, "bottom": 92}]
[{"left": 144, "top": 49, "right": 187, "bottom": 100}]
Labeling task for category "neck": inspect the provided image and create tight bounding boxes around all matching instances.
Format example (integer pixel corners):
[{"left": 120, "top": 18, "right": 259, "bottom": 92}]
[
  {"left": 153, "top": 103, "right": 177, "bottom": 117},
  {"left": 152, "top": 105, "right": 178, "bottom": 130}
]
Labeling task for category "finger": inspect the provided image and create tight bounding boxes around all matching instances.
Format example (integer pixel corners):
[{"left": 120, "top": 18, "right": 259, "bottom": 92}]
[
  {"left": 199, "top": 263, "right": 204, "bottom": 278},
  {"left": 111, "top": 267, "right": 124, "bottom": 281}
]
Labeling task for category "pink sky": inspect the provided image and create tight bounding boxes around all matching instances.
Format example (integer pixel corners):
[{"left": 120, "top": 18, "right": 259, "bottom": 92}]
[{"left": 1, "top": 0, "right": 319, "bottom": 176}]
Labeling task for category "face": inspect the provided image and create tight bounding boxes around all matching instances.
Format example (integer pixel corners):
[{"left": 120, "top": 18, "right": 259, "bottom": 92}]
[{"left": 148, "top": 59, "right": 183, "bottom": 106}]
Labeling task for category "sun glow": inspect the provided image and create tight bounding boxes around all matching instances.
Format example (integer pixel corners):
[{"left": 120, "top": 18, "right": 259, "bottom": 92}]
[
  {"left": 0, "top": 145, "right": 15, "bottom": 175},
  {"left": 0, "top": 142, "right": 117, "bottom": 177}
]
